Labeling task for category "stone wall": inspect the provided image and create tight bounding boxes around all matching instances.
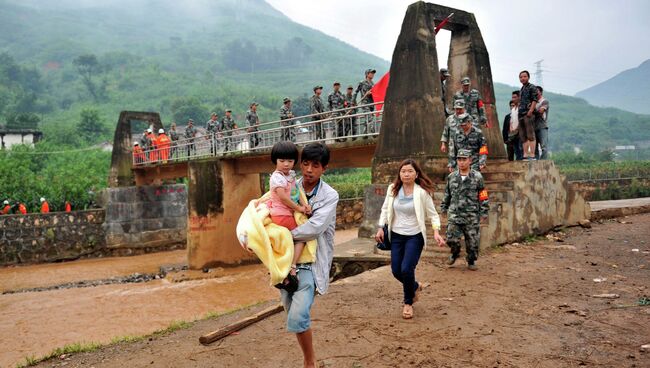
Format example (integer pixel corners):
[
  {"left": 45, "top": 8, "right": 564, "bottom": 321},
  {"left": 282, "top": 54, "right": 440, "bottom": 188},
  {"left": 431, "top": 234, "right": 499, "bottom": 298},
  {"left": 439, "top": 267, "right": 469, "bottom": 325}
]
[
  {"left": 0, "top": 210, "right": 106, "bottom": 265},
  {"left": 336, "top": 198, "right": 364, "bottom": 229},
  {"left": 103, "top": 184, "right": 187, "bottom": 254}
]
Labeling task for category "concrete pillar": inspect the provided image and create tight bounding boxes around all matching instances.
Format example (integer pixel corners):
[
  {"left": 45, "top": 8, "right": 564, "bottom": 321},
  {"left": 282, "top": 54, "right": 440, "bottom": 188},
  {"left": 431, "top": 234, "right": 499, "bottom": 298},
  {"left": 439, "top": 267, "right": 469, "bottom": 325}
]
[
  {"left": 448, "top": 21, "right": 506, "bottom": 158},
  {"left": 187, "top": 160, "right": 260, "bottom": 269},
  {"left": 374, "top": 1, "right": 445, "bottom": 167},
  {"left": 108, "top": 111, "right": 163, "bottom": 187}
]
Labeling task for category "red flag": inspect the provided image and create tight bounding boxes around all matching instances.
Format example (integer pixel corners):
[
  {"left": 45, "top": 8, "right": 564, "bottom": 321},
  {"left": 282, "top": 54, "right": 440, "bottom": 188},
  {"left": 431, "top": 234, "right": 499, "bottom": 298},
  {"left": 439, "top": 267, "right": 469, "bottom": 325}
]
[
  {"left": 370, "top": 72, "right": 390, "bottom": 113},
  {"left": 434, "top": 13, "right": 454, "bottom": 34}
]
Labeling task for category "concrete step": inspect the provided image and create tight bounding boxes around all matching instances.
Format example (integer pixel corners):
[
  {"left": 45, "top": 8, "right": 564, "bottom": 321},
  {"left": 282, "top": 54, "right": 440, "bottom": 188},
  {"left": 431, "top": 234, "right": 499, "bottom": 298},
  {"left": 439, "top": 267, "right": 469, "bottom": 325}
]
[
  {"left": 434, "top": 179, "right": 516, "bottom": 192},
  {"left": 485, "top": 180, "right": 515, "bottom": 191},
  {"left": 481, "top": 171, "right": 526, "bottom": 181},
  {"left": 481, "top": 159, "right": 529, "bottom": 171}
]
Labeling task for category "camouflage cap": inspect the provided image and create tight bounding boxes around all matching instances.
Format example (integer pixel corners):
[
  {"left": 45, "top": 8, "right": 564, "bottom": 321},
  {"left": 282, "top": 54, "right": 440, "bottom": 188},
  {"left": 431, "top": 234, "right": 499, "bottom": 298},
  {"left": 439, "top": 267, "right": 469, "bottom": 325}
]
[
  {"left": 457, "top": 148, "right": 472, "bottom": 158},
  {"left": 225, "top": 109, "right": 232, "bottom": 112},
  {"left": 365, "top": 68, "right": 376, "bottom": 75},
  {"left": 333, "top": 81, "right": 340, "bottom": 86},
  {"left": 461, "top": 77, "right": 471, "bottom": 85},
  {"left": 283, "top": 97, "right": 291, "bottom": 103},
  {"left": 347, "top": 85, "right": 354, "bottom": 90},
  {"left": 188, "top": 119, "right": 194, "bottom": 123},
  {"left": 440, "top": 68, "right": 451, "bottom": 76},
  {"left": 313, "top": 85, "right": 323, "bottom": 91},
  {"left": 459, "top": 113, "right": 472, "bottom": 124},
  {"left": 250, "top": 102, "right": 259, "bottom": 107},
  {"left": 453, "top": 99, "right": 465, "bottom": 109},
  {"left": 211, "top": 112, "right": 217, "bottom": 116}
]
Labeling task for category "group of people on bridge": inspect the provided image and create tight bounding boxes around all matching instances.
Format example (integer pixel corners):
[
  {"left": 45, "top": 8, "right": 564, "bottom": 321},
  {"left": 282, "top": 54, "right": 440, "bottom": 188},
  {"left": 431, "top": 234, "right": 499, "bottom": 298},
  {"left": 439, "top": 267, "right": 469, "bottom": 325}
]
[{"left": 132, "top": 69, "right": 383, "bottom": 165}]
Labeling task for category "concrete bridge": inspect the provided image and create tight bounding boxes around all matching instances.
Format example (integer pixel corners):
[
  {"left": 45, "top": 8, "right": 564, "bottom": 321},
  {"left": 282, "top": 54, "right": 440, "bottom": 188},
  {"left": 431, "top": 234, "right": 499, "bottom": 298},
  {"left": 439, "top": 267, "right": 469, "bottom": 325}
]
[{"left": 107, "top": 1, "right": 590, "bottom": 270}]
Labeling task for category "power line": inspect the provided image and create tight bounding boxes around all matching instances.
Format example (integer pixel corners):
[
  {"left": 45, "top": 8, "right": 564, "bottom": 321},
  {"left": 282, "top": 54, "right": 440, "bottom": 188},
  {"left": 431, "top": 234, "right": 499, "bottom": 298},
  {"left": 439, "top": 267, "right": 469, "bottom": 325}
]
[
  {"left": 534, "top": 59, "right": 544, "bottom": 86},
  {"left": 2, "top": 146, "right": 106, "bottom": 155}
]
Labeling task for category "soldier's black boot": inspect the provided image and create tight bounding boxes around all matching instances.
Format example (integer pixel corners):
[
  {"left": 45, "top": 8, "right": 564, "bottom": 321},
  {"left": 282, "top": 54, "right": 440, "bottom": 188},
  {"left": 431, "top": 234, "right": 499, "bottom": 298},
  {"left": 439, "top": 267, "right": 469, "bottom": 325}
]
[
  {"left": 446, "top": 255, "right": 458, "bottom": 266},
  {"left": 467, "top": 260, "right": 478, "bottom": 271}
]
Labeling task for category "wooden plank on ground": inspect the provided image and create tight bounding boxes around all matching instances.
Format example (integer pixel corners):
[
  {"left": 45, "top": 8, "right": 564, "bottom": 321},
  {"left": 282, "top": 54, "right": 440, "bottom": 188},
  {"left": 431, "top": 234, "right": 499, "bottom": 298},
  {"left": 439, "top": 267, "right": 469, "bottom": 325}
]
[{"left": 199, "top": 304, "right": 284, "bottom": 345}]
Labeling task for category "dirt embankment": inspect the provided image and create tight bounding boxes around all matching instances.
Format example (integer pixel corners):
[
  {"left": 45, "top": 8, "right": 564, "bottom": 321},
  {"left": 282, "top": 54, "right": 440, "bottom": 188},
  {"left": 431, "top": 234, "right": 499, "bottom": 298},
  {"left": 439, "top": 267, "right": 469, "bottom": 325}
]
[{"left": 31, "top": 214, "right": 650, "bottom": 368}]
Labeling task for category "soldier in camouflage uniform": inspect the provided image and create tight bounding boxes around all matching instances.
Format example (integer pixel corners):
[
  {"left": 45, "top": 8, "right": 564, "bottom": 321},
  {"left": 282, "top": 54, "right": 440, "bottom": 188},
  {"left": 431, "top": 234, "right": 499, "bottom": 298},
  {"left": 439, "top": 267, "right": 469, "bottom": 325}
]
[
  {"left": 169, "top": 122, "right": 179, "bottom": 158},
  {"left": 310, "top": 85, "right": 325, "bottom": 140},
  {"left": 219, "top": 109, "right": 238, "bottom": 152},
  {"left": 344, "top": 85, "right": 357, "bottom": 139},
  {"left": 440, "top": 99, "right": 466, "bottom": 154},
  {"left": 328, "top": 82, "right": 346, "bottom": 141},
  {"left": 139, "top": 129, "right": 150, "bottom": 149},
  {"left": 441, "top": 148, "right": 489, "bottom": 270},
  {"left": 139, "top": 129, "right": 150, "bottom": 160},
  {"left": 449, "top": 113, "right": 488, "bottom": 172},
  {"left": 205, "top": 112, "right": 219, "bottom": 154},
  {"left": 245, "top": 102, "right": 260, "bottom": 149},
  {"left": 453, "top": 77, "right": 487, "bottom": 127},
  {"left": 440, "top": 68, "right": 451, "bottom": 117},
  {"left": 279, "top": 97, "right": 295, "bottom": 142},
  {"left": 184, "top": 119, "right": 197, "bottom": 157},
  {"left": 353, "top": 68, "right": 376, "bottom": 135}
]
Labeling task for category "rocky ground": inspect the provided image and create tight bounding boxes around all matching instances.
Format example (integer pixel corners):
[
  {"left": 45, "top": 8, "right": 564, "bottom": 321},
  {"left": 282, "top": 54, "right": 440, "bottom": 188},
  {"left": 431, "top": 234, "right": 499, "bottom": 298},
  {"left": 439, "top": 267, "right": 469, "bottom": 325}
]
[{"left": 29, "top": 214, "right": 650, "bottom": 368}]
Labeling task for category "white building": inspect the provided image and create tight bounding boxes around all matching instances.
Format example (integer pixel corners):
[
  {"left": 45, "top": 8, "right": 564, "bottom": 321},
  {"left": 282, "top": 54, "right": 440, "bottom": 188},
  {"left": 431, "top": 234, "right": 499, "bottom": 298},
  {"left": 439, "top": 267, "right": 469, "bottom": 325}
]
[{"left": 0, "top": 127, "right": 43, "bottom": 149}]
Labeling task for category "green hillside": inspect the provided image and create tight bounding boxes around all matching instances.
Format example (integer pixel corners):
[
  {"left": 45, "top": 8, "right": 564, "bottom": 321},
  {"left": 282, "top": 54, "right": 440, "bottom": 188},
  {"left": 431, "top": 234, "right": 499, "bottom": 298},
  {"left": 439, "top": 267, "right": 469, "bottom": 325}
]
[{"left": 0, "top": 0, "right": 389, "bottom": 145}]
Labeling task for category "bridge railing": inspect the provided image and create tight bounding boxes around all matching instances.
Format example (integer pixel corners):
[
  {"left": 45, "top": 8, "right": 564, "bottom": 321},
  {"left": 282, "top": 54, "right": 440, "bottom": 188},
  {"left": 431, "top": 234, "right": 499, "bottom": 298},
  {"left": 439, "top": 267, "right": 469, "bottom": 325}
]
[{"left": 133, "top": 102, "right": 384, "bottom": 167}]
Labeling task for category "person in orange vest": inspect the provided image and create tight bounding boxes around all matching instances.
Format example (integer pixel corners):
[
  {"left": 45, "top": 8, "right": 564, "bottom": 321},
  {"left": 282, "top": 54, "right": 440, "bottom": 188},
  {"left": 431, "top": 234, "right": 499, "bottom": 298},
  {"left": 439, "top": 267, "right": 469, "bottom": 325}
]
[
  {"left": 65, "top": 201, "right": 72, "bottom": 212},
  {"left": 147, "top": 128, "right": 159, "bottom": 162},
  {"left": 40, "top": 197, "right": 50, "bottom": 213},
  {"left": 133, "top": 142, "right": 145, "bottom": 164},
  {"left": 156, "top": 128, "right": 171, "bottom": 163},
  {"left": 18, "top": 202, "right": 27, "bottom": 214},
  {"left": 2, "top": 200, "right": 10, "bottom": 214}
]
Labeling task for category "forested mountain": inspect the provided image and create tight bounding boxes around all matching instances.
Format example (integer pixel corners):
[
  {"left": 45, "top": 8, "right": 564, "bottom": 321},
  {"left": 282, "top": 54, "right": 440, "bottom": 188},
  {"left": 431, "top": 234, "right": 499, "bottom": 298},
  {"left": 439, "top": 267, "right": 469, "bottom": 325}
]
[
  {"left": 576, "top": 59, "right": 650, "bottom": 115},
  {"left": 0, "top": 0, "right": 389, "bottom": 145}
]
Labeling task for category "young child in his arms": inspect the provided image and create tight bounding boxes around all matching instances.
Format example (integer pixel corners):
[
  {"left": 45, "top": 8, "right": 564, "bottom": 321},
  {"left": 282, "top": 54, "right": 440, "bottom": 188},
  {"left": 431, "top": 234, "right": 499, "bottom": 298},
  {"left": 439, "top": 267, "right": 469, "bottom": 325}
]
[{"left": 268, "top": 141, "right": 312, "bottom": 283}]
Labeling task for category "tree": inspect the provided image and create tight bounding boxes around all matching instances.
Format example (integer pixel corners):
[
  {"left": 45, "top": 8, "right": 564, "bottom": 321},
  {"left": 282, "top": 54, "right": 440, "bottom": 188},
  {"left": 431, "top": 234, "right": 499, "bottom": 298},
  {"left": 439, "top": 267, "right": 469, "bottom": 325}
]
[
  {"left": 6, "top": 112, "right": 40, "bottom": 130},
  {"left": 170, "top": 97, "right": 209, "bottom": 126},
  {"left": 77, "top": 108, "right": 108, "bottom": 143},
  {"left": 73, "top": 54, "right": 105, "bottom": 101}
]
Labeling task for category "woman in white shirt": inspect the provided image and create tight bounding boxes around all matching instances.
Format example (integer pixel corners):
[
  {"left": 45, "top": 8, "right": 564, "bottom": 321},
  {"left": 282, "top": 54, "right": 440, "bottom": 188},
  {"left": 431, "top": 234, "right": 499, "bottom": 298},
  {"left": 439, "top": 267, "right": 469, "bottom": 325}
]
[{"left": 375, "top": 159, "right": 445, "bottom": 319}]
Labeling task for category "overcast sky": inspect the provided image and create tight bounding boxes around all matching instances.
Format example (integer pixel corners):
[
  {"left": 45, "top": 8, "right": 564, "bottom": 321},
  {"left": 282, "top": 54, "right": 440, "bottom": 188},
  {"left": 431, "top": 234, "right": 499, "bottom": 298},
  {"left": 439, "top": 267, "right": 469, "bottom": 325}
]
[{"left": 267, "top": 0, "right": 650, "bottom": 95}]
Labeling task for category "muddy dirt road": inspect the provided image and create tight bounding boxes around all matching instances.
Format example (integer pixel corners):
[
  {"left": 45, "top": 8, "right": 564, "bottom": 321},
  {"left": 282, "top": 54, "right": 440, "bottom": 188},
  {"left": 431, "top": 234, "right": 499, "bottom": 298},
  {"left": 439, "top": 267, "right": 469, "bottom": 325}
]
[{"left": 30, "top": 214, "right": 650, "bottom": 367}]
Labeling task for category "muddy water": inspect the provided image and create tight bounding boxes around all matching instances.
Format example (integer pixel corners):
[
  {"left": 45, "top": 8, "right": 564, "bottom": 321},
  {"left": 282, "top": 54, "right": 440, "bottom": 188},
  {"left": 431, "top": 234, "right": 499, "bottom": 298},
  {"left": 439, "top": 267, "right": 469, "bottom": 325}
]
[
  {"left": 0, "top": 250, "right": 187, "bottom": 292},
  {"left": 0, "top": 264, "right": 277, "bottom": 367}
]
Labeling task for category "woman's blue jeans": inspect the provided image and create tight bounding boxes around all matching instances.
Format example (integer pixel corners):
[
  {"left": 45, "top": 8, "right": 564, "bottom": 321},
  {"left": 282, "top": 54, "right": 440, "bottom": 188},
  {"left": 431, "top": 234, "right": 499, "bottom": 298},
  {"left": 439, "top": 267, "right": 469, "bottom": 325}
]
[{"left": 390, "top": 232, "right": 425, "bottom": 305}]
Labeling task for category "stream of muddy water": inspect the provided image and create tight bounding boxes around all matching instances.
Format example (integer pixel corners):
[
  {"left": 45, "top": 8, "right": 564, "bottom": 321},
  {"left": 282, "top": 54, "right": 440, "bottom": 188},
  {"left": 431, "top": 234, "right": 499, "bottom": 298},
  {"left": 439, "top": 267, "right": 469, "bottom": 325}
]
[{"left": 0, "top": 263, "right": 277, "bottom": 367}]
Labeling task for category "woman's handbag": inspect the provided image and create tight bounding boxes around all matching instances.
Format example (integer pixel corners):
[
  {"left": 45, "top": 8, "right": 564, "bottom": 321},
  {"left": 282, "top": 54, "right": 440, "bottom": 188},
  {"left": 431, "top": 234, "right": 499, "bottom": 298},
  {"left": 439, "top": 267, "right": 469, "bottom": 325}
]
[{"left": 376, "top": 224, "right": 391, "bottom": 251}]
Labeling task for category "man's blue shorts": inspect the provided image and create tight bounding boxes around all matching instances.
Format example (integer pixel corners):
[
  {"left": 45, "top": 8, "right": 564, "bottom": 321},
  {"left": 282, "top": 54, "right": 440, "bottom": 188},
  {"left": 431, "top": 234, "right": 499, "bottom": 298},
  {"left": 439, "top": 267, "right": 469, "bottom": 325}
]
[{"left": 280, "top": 264, "right": 316, "bottom": 333}]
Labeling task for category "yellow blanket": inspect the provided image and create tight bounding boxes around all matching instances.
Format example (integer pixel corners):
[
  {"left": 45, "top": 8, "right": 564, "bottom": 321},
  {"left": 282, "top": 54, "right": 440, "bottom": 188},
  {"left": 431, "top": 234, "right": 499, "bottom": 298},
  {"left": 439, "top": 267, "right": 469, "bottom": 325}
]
[{"left": 236, "top": 191, "right": 316, "bottom": 285}]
